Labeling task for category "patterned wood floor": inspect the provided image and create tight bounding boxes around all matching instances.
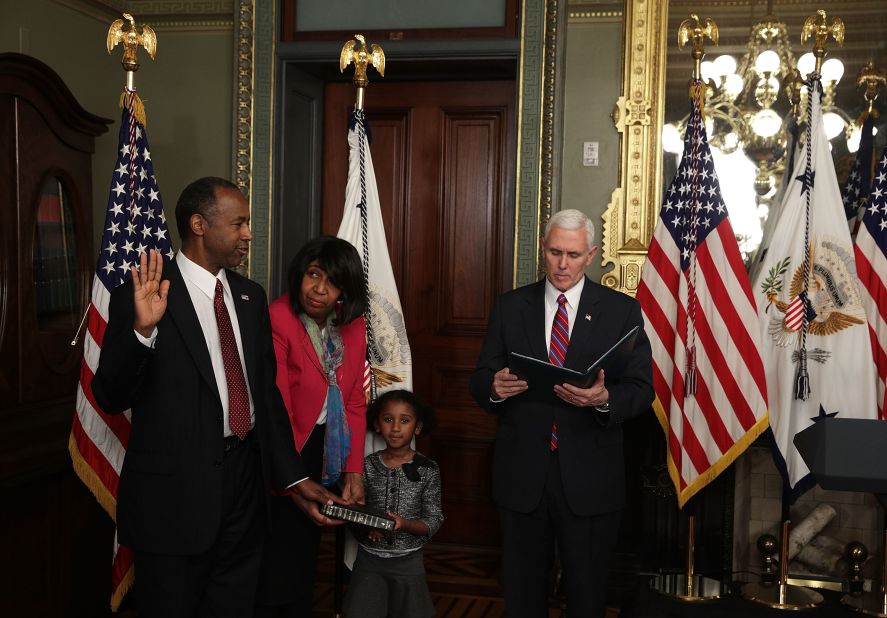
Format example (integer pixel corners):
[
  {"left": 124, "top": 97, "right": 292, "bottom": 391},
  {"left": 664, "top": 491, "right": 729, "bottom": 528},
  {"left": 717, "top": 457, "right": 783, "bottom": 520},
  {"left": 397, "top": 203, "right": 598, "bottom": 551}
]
[{"left": 312, "top": 532, "right": 620, "bottom": 617}]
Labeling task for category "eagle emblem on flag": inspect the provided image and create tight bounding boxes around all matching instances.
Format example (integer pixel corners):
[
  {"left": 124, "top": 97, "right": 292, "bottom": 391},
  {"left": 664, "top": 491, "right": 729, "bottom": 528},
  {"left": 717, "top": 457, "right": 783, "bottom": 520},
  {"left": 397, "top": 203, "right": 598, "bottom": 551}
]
[{"left": 762, "top": 237, "right": 865, "bottom": 346}]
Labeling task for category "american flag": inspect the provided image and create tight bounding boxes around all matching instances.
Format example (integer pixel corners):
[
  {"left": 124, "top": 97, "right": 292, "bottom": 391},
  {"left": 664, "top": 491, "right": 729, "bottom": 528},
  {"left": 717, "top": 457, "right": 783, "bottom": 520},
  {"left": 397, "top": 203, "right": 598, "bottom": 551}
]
[
  {"left": 854, "top": 145, "right": 887, "bottom": 419},
  {"left": 69, "top": 93, "right": 172, "bottom": 610},
  {"left": 841, "top": 116, "right": 876, "bottom": 232},
  {"left": 637, "top": 83, "right": 769, "bottom": 507}
]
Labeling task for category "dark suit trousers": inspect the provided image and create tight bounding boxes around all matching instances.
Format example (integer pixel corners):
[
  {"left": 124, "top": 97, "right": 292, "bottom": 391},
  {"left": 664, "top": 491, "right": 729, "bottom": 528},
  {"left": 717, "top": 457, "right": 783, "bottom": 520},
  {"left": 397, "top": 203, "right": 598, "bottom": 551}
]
[
  {"left": 499, "top": 451, "right": 622, "bottom": 618},
  {"left": 255, "top": 424, "right": 325, "bottom": 617},
  {"left": 134, "top": 434, "right": 265, "bottom": 618}
]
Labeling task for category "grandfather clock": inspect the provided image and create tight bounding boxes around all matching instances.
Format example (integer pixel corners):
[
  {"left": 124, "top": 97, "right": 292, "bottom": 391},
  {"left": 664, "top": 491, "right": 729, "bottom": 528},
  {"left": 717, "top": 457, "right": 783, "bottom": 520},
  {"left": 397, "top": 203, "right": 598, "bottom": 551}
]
[{"left": 0, "top": 53, "right": 113, "bottom": 616}]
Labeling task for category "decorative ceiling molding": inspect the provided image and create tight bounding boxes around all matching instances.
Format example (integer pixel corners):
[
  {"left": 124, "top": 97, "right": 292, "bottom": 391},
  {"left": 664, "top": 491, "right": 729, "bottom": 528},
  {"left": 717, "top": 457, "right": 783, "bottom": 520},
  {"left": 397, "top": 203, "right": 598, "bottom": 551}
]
[
  {"left": 567, "top": 1, "right": 623, "bottom": 23},
  {"left": 53, "top": 0, "right": 234, "bottom": 30}
]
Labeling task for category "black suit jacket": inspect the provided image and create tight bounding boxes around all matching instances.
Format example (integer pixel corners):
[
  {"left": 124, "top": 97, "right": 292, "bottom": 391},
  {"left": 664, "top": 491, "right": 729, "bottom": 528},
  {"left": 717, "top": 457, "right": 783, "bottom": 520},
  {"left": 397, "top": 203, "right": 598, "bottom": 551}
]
[
  {"left": 92, "top": 260, "right": 306, "bottom": 555},
  {"left": 469, "top": 277, "right": 653, "bottom": 516}
]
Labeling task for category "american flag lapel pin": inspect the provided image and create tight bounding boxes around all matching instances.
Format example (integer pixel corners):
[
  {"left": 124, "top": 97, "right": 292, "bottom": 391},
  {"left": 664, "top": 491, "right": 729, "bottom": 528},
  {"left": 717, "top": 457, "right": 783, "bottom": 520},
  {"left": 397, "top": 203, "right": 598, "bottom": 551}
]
[
  {"left": 241, "top": 294, "right": 249, "bottom": 301},
  {"left": 584, "top": 313, "right": 591, "bottom": 321}
]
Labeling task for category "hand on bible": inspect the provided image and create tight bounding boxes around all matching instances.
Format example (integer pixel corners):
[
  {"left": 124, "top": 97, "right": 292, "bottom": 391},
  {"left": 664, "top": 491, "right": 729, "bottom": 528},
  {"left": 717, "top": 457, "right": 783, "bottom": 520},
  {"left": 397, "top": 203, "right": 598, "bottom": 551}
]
[
  {"left": 289, "top": 479, "right": 346, "bottom": 526},
  {"left": 132, "top": 249, "right": 170, "bottom": 338}
]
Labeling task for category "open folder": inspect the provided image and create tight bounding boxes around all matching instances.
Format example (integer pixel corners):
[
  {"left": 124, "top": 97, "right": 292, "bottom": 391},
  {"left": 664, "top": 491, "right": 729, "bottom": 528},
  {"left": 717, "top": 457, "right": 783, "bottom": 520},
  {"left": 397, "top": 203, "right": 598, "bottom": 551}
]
[{"left": 508, "top": 325, "right": 640, "bottom": 390}]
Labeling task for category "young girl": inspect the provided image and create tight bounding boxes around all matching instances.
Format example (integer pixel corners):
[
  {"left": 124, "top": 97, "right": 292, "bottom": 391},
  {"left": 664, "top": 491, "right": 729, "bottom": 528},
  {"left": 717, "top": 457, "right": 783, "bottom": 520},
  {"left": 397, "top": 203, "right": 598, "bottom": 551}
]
[{"left": 344, "top": 390, "right": 443, "bottom": 618}]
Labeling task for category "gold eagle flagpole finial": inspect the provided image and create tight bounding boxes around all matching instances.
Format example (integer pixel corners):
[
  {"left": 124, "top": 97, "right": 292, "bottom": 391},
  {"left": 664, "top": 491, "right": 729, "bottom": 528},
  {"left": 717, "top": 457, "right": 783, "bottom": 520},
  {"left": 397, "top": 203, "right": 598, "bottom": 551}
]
[
  {"left": 340, "top": 34, "right": 385, "bottom": 111},
  {"left": 677, "top": 14, "right": 718, "bottom": 81},
  {"left": 856, "top": 62, "right": 887, "bottom": 121},
  {"left": 677, "top": 15, "right": 718, "bottom": 109},
  {"left": 801, "top": 9, "right": 844, "bottom": 74},
  {"left": 107, "top": 13, "right": 157, "bottom": 125}
]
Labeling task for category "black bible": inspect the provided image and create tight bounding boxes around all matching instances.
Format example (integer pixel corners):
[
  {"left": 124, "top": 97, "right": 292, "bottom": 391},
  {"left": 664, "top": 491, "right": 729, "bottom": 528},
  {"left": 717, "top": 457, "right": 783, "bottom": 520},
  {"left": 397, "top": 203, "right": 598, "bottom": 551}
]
[{"left": 320, "top": 503, "right": 396, "bottom": 531}]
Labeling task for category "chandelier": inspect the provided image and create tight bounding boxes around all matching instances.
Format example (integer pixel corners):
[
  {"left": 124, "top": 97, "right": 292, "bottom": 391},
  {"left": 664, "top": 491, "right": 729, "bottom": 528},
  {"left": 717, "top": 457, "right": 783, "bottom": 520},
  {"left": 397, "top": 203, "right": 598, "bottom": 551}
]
[{"left": 663, "top": 4, "right": 853, "bottom": 204}]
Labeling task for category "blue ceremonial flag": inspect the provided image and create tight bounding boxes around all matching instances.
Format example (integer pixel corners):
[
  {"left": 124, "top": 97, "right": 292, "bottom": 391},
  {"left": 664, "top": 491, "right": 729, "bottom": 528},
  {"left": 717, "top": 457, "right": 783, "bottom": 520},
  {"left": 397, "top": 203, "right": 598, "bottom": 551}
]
[
  {"left": 70, "top": 92, "right": 173, "bottom": 610},
  {"left": 841, "top": 116, "right": 876, "bottom": 231}
]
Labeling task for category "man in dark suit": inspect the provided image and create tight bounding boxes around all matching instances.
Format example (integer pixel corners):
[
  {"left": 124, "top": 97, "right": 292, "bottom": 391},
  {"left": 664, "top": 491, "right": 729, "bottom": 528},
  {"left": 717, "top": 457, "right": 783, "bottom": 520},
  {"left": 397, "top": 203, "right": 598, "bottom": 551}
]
[
  {"left": 470, "top": 209, "right": 653, "bottom": 617},
  {"left": 92, "top": 177, "right": 342, "bottom": 618}
]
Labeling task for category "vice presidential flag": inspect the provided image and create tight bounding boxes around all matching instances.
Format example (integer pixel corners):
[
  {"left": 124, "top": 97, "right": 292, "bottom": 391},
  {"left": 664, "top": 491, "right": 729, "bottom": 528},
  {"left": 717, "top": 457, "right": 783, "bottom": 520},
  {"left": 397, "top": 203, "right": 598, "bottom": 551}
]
[
  {"left": 637, "top": 83, "right": 769, "bottom": 507},
  {"left": 337, "top": 109, "right": 413, "bottom": 453},
  {"left": 853, "top": 145, "right": 887, "bottom": 419},
  {"left": 69, "top": 92, "right": 172, "bottom": 609},
  {"left": 752, "top": 77, "right": 877, "bottom": 495}
]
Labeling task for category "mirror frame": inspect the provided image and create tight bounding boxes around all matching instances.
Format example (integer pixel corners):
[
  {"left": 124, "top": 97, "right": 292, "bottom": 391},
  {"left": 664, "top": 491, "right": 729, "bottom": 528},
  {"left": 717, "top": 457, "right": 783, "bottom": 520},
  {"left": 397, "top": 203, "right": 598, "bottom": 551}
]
[
  {"left": 599, "top": 0, "right": 668, "bottom": 295},
  {"left": 519, "top": 0, "right": 668, "bottom": 294}
]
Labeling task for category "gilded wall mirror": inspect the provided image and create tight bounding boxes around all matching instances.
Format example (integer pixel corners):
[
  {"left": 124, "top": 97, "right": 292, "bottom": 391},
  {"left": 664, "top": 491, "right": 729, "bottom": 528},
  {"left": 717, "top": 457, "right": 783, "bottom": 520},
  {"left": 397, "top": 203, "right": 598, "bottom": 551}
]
[{"left": 584, "top": 0, "right": 887, "bottom": 295}]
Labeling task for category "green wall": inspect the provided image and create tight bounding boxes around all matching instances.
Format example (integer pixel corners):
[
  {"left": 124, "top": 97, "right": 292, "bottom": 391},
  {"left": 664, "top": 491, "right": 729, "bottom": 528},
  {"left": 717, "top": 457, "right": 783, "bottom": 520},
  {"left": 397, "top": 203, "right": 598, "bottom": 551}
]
[
  {"left": 559, "top": 18, "right": 623, "bottom": 284},
  {"left": 0, "top": 0, "right": 233, "bottom": 250}
]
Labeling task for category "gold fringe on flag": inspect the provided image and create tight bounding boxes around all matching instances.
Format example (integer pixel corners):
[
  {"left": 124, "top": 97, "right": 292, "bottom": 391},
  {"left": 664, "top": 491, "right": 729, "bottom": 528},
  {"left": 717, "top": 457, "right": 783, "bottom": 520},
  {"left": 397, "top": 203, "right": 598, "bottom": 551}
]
[
  {"left": 119, "top": 90, "right": 147, "bottom": 127},
  {"left": 689, "top": 80, "right": 707, "bottom": 119}
]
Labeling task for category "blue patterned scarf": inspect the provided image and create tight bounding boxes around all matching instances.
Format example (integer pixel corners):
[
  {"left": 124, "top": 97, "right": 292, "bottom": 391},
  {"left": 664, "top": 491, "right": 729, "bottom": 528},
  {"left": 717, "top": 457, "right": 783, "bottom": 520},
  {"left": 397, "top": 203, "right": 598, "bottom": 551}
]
[{"left": 299, "top": 313, "right": 351, "bottom": 487}]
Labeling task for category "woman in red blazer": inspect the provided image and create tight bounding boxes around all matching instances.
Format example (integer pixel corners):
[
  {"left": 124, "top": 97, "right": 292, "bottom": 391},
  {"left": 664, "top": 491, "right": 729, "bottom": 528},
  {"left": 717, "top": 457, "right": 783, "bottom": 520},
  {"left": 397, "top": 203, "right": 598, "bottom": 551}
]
[{"left": 256, "top": 236, "right": 368, "bottom": 617}]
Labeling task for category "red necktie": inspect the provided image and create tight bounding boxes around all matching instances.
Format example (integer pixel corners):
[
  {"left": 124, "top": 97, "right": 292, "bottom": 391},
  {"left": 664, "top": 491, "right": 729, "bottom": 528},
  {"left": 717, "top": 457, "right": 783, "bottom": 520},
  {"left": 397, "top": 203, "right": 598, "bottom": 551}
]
[
  {"left": 214, "top": 279, "right": 250, "bottom": 439},
  {"left": 549, "top": 294, "right": 569, "bottom": 450}
]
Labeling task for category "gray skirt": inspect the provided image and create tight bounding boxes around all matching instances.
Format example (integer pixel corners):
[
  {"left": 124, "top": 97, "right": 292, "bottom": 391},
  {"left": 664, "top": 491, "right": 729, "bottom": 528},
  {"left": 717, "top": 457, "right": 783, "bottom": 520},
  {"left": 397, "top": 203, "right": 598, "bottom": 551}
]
[{"left": 344, "top": 546, "right": 435, "bottom": 618}]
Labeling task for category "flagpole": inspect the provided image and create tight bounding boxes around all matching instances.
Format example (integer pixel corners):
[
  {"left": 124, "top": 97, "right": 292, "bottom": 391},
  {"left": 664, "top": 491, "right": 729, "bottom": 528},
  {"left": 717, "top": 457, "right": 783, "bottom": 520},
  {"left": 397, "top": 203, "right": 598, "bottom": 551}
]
[
  {"left": 71, "top": 13, "right": 156, "bottom": 348},
  {"left": 335, "top": 33, "right": 387, "bottom": 618},
  {"left": 744, "top": 12, "right": 848, "bottom": 609},
  {"left": 649, "top": 16, "right": 723, "bottom": 602}
]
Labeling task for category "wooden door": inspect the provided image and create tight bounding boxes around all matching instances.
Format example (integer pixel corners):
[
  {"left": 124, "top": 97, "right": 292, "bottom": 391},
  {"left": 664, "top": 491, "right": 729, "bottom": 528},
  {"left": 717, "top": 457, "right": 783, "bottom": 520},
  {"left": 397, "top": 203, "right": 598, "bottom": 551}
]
[{"left": 322, "top": 80, "right": 515, "bottom": 545}]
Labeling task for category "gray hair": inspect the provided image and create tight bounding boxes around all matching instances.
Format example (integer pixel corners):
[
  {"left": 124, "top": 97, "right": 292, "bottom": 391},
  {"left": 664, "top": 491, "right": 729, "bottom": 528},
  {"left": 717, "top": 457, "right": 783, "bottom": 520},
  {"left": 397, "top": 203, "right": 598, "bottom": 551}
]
[{"left": 543, "top": 209, "right": 595, "bottom": 249}]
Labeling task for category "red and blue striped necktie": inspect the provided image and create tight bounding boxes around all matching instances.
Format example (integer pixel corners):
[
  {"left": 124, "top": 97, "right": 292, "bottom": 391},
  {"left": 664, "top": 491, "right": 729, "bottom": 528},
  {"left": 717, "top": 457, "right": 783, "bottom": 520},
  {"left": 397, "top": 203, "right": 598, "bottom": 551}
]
[{"left": 549, "top": 294, "right": 569, "bottom": 450}]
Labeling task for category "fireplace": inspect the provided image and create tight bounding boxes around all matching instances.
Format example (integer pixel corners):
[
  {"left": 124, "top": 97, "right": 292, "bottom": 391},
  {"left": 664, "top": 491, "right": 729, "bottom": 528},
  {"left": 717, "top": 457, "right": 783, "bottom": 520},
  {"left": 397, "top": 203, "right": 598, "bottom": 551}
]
[{"left": 610, "top": 414, "right": 883, "bottom": 601}]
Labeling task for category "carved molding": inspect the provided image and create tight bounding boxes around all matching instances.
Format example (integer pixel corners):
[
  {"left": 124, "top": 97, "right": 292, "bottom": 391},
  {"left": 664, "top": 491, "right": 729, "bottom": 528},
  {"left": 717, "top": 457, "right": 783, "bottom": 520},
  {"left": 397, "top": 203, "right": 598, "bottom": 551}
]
[
  {"left": 514, "top": 0, "right": 564, "bottom": 288},
  {"left": 567, "top": 0, "right": 623, "bottom": 23},
  {"left": 232, "top": 0, "right": 253, "bottom": 277},
  {"left": 600, "top": 0, "right": 667, "bottom": 295},
  {"left": 53, "top": 0, "right": 234, "bottom": 29},
  {"left": 232, "top": 0, "right": 280, "bottom": 286}
]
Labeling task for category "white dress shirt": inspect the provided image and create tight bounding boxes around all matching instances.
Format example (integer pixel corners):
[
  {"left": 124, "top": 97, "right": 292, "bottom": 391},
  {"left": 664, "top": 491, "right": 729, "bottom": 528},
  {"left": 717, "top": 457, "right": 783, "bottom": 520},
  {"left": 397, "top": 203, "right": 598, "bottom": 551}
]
[
  {"left": 544, "top": 276, "right": 584, "bottom": 354},
  {"left": 136, "top": 251, "right": 255, "bottom": 437}
]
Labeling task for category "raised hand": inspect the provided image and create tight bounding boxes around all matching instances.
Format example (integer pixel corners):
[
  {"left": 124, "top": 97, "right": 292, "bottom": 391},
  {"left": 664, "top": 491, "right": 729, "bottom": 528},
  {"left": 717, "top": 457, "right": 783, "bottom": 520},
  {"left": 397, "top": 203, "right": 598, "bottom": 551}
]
[{"left": 132, "top": 249, "right": 170, "bottom": 337}]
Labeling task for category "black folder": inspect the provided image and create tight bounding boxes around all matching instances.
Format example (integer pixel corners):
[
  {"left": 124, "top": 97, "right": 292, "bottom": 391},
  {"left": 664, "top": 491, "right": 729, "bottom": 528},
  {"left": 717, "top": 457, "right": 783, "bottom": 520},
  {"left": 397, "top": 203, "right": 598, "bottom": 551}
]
[{"left": 508, "top": 325, "right": 640, "bottom": 390}]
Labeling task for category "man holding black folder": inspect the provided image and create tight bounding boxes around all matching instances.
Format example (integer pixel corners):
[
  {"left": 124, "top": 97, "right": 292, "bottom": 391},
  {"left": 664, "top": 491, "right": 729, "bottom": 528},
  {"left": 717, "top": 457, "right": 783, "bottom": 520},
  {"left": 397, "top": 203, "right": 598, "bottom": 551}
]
[{"left": 470, "top": 209, "right": 653, "bottom": 618}]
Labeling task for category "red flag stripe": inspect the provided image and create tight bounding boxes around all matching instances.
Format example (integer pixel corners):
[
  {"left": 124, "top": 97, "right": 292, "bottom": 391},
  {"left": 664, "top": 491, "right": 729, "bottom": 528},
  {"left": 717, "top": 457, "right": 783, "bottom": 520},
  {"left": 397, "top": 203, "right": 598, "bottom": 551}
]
[
  {"left": 78, "top": 358, "right": 131, "bottom": 453},
  {"left": 856, "top": 226, "right": 887, "bottom": 420},
  {"left": 641, "top": 274, "right": 717, "bottom": 474},
  {"left": 694, "top": 238, "right": 769, "bottom": 413},
  {"left": 687, "top": 301, "right": 758, "bottom": 445},
  {"left": 856, "top": 230, "right": 887, "bottom": 327},
  {"left": 652, "top": 364, "right": 684, "bottom": 483},
  {"left": 70, "top": 405, "right": 120, "bottom": 496}
]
